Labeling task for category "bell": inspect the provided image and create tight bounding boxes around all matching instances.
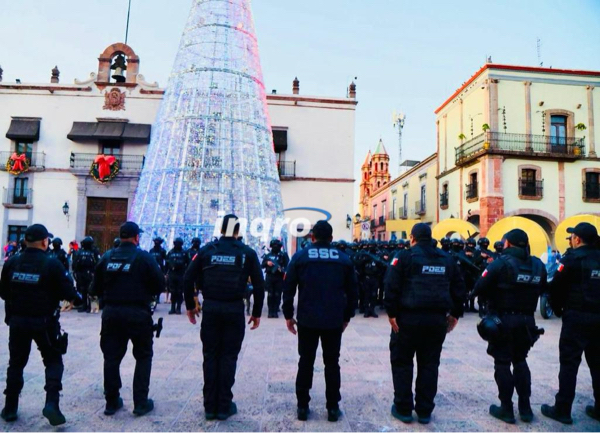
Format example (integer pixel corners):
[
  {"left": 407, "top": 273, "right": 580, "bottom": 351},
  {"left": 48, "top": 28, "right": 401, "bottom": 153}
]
[
  {"left": 111, "top": 67, "right": 126, "bottom": 83},
  {"left": 110, "top": 54, "right": 127, "bottom": 83}
]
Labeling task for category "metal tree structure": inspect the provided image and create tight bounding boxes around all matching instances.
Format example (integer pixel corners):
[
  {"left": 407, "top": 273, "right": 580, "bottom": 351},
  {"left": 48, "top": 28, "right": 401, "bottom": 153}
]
[{"left": 130, "top": 0, "right": 284, "bottom": 251}]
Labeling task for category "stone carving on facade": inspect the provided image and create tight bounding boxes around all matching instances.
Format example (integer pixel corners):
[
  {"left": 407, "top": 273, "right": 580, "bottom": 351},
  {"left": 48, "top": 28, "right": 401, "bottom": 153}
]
[
  {"left": 74, "top": 72, "right": 97, "bottom": 85},
  {"left": 103, "top": 88, "right": 126, "bottom": 111}
]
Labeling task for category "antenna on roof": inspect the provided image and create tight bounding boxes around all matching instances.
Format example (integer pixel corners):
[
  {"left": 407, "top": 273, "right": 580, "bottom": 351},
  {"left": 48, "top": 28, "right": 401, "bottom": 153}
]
[
  {"left": 537, "top": 37, "right": 543, "bottom": 67},
  {"left": 125, "top": 0, "right": 132, "bottom": 44}
]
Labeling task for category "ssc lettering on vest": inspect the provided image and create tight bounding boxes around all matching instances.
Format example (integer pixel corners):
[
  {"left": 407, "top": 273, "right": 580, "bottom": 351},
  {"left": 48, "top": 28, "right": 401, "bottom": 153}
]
[
  {"left": 107, "top": 263, "right": 132, "bottom": 272},
  {"left": 308, "top": 248, "right": 339, "bottom": 260},
  {"left": 422, "top": 266, "right": 446, "bottom": 275},
  {"left": 211, "top": 255, "right": 236, "bottom": 265},
  {"left": 591, "top": 270, "right": 600, "bottom": 279},
  {"left": 12, "top": 272, "right": 41, "bottom": 284},
  {"left": 516, "top": 274, "right": 541, "bottom": 284}
]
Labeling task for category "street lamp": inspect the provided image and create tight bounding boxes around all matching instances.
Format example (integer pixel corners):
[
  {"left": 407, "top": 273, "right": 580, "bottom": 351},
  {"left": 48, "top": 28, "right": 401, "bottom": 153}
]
[
  {"left": 62, "top": 201, "right": 70, "bottom": 226},
  {"left": 354, "top": 213, "right": 361, "bottom": 224}
]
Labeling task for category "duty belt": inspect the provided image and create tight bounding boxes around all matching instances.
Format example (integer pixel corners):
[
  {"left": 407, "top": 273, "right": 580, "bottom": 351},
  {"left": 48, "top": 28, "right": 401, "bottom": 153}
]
[{"left": 498, "top": 309, "right": 534, "bottom": 316}]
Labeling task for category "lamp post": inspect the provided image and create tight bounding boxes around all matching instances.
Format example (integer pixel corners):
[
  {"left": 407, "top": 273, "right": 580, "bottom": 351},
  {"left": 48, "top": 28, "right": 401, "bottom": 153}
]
[{"left": 62, "top": 201, "right": 70, "bottom": 226}]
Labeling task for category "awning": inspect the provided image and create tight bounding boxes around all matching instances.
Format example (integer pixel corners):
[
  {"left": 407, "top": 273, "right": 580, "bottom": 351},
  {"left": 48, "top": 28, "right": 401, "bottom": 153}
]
[
  {"left": 273, "top": 129, "right": 288, "bottom": 152},
  {"left": 67, "top": 121, "right": 151, "bottom": 144},
  {"left": 6, "top": 118, "right": 41, "bottom": 141}
]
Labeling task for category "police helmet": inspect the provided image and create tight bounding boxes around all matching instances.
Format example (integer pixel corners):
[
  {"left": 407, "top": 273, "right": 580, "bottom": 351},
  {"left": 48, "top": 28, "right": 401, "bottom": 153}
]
[
  {"left": 174, "top": 237, "right": 184, "bottom": 246},
  {"left": 191, "top": 237, "right": 201, "bottom": 246},
  {"left": 270, "top": 239, "right": 283, "bottom": 249},
  {"left": 477, "top": 237, "right": 490, "bottom": 248},
  {"left": 331, "top": 241, "right": 339, "bottom": 248},
  {"left": 389, "top": 239, "right": 397, "bottom": 248},
  {"left": 337, "top": 240, "right": 347, "bottom": 251},
  {"left": 494, "top": 241, "right": 504, "bottom": 252},
  {"left": 440, "top": 237, "right": 451, "bottom": 247},
  {"left": 113, "top": 238, "right": 121, "bottom": 248},
  {"left": 153, "top": 236, "right": 164, "bottom": 244},
  {"left": 466, "top": 238, "right": 477, "bottom": 248},
  {"left": 368, "top": 239, "right": 377, "bottom": 248},
  {"left": 52, "top": 237, "right": 63, "bottom": 247},
  {"left": 81, "top": 236, "right": 94, "bottom": 247},
  {"left": 477, "top": 315, "right": 503, "bottom": 342}
]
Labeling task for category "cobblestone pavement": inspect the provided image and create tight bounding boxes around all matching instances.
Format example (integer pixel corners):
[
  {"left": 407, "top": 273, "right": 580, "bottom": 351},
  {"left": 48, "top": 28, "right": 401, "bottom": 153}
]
[{"left": 0, "top": 301, "right": 597, "bottom": 432}]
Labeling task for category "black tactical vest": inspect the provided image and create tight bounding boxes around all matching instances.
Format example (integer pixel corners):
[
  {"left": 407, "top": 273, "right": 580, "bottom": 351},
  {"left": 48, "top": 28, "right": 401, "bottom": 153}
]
[
  {"left": 400, "top": 246, "right": 452, "bottom": 311},
  {"left": 168, "top": 250, "right": 187, "bottom": 272},
  {"left": 103, "top": 248, "right": 150, "bottom": 307},
  {"left": 9, "top": 254, "right": 54, "bottom": 317},
  {"left": 76, "top": 249, "right": 97, "bottom": 272},
  {"left": 567, "top": 250, "right": 600, "bottom": 313},
  {"left": 201, "top": 241, "right": 246, "bottom": 302},
  {"left": 493, "top": 255, "right": 543, "bottom": 313},
  {"left": 149, "top": 247, "right": 165, "bottom": 265}
]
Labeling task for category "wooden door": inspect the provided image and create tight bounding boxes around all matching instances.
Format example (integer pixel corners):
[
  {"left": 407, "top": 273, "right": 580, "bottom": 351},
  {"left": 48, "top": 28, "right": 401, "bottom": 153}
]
[{"left": 85, "top": 197, "right": 128, "bottom": 253}]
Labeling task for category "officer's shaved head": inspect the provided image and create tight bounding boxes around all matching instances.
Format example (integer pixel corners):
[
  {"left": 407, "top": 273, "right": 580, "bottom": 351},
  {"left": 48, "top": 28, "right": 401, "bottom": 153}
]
[{"left": 221, "top": 214, "right": 240, "bottom": 237}]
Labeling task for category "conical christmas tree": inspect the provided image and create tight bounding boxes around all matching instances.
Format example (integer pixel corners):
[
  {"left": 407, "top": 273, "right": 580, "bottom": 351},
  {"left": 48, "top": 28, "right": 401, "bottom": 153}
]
[{"left": 130, "top": 0, "right": 284, "bottom": 251}]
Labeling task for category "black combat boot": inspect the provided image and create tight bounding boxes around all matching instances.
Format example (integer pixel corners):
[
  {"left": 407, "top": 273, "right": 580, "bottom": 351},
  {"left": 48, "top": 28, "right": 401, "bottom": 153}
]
[
  {"left": 42, "top": 394, "right": 66, "bottom": 426},
  {"left": 541, "top": 404, "right": 573, "bottom": 424},
  {"left": 327, "top": 407, "right": 342, "bottom": 422},
  {"left": 489, "top": 404, "right": 516, "bottom": 424},
  {"left": 175, "top": 303, "right": 182, "bottom": 315},
  {"left": 104, "top": 396, "right": 124, "bottom": 416},
  {"left": 519, "top": 398, "right": 534, "bottom": 422},
  {"left": 217, "top": 402, "right": 237, "bottom": 420},
  {"left": 0, "top": 394, "right": 19, "bottom": 422},
  {"left": 297, "top": 406, "right": 310, "bottom": 421},
  {"left": 168, "top": 303, "right": 176, "bottom": 315},
  {"left": 133, "top": 399, "right": 154, "bottom": 416}
]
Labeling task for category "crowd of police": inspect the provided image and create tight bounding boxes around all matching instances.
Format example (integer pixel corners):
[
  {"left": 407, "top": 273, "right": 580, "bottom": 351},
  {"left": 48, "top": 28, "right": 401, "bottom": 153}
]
[{"left": 0, "top": 216, "right": 598, "bottom": 428}]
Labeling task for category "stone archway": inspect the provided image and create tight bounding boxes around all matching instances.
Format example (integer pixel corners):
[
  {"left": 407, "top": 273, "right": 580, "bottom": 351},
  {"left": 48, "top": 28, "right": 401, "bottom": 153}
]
[{"left": 504, "top": 208, "right": 559, "bottom": 246}]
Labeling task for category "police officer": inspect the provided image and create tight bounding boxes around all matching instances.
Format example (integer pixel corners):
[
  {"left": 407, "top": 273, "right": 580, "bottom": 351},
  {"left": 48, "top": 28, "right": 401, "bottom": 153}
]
[
  {"left": 478, "top": 237, "right": 495, "bottom": 263},
  {"left": 472, "top": 229, "right": 546, "bottom": 424},
  {"left": 440, "top": 237, "right": 451, "bottom": 253},
  {"left": 494, "top": 241, "right": 504, "bottom": 255},
  {"left": 183, "top": 214, "right": 265, "bottom": 421},
  {"left": 187, "top": 237, "right": 202, "bottom": 261},
  {"left": 89, "top": 222, "right": 165, "bottom": 417},
  {"left": 261, "top": 239, "right": 289, "bottom": 318},
  {"left": 166, "top": 238, "right": 189, "bottom": 315},
  {"left": 48, "top": 238, "right": 69, "bottom": 271},
  {"left": 542, "top": 222, "right": 600, "bottom": 424},
  {"left": 113, "top": 238, "right": 121, "bottom": 249},
  {"left": 72, "top": 236, "right": 99, "bottom": 313},
  {"left": 0, "top": 224, "right": 79, "bottom": 426},
  {"left": 384, "top": 223, "right": 466, "bottom": 424},
  {"left": 148, "top": 237, "right": 167, "bottom": 303},
  {"left": 358, "top": 240, "right": 387, "bottom": 318},
  {"left": 283, "top": 220, "right": 358, "bottom": 422}
]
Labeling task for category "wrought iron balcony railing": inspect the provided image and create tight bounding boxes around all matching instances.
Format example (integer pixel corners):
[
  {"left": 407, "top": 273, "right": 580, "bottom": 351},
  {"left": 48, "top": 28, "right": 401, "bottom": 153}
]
[
  {"left": 415, "top": 200, "right": 426, "bottom": 215},
  {"left": 465, "top": 182, "right": 478, "bottom": 200},
  {"left": 277, "top": 160, "right": 296, "bottom": 178},
  {"left": 378, "top": 215, "right": 385, "bottom": 226},
  {"left": 583, "top": 182, "right": 600, "bottom": 200},
  {"left": 399, "top": 207, "right": 407, "bottom": 219},
  {"left": 0, "top": 151, "right": 45, "bottom": 171},
  {"left": 519, "top": 179, "right": 544, "bottom": 197},
  {"left": 388, "top": 211, "right": 396, "bottom": 220},
  {"left": 69, "top": 153, "right": 145, "bottom": 171},
  {"left": 3, "top": 188, "right": 32, "bottom": 206},
  {"left": 440, "top": 191, "right": 449, "bottom": 207},
  {"left": 455, "top": 132, "right": 585, "bottom": 166}
]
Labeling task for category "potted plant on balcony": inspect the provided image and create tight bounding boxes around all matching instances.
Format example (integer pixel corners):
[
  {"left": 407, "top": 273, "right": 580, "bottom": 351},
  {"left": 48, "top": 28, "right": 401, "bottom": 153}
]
[
  {"left": 458, "top": 133, "right": 467, "bottom": 141},
  {"left": 574, "top": 123, "right": 586, "bottom": 155},
  {"left": 482, "top": 124, "right": 491, "bottom": 149}
]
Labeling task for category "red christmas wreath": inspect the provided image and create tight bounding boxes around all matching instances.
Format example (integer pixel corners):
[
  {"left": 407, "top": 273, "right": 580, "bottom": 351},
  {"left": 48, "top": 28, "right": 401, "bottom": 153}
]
[{"left": 90, "top": 154, "right": 119, "bottom": 184}]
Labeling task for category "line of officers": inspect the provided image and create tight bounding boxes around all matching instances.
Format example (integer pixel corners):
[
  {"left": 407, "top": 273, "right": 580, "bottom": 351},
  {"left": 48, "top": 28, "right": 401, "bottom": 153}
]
[{"left": 0, "top": 217, "right": 599, "bottom": 427}]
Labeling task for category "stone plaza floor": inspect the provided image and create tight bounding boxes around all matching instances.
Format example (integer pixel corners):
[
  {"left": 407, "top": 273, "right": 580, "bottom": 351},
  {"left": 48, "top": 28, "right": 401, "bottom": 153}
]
[{"left": 0, "top": 301, "right": 597, "bottom": 432}]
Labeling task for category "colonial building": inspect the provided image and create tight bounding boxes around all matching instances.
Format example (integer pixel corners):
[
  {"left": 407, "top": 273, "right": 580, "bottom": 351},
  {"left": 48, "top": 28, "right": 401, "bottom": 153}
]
[{"left": 0, "top": 43, "right": 357, "bottom": 253}]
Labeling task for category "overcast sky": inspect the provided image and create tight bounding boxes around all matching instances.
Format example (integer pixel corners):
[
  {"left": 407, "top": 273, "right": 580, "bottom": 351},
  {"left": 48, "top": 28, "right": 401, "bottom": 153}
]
[{"left": 1, "top": 0, "right": 599, "bottom": 181}]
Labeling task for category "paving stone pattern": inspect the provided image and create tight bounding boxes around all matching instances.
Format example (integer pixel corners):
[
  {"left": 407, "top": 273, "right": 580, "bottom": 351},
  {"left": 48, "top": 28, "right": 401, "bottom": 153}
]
[{"left": 0, "top": 301, "right": 597, "bottom": 432}]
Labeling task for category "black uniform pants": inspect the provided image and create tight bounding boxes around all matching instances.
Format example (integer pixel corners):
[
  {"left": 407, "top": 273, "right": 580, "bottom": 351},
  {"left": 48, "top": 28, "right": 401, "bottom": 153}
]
[
  {"left": 100, "top": 306, "right": 154, "bottom": 406},
  {"left": 390, "top": 312, "right": 447, "bottom": 416},
  {"left": 168, "top": 272, "right": 184, "bottom": 309},
  {"left": 266, "top": 276, "right": 283, "bottom": 315},
  {"left": 200, "top": 300, "right": 246, "bottom": 414},
  {"left": 75, "top": 272, "right": 93, "bottom": 310},
  {"left": 487, "top": 314, "right": 536, "bottom": 409},
  {"left": 357, "top": 277, "right": 366, "bottom": 312},
  {"left": 363, "top": 276, "right": 379, "bottom": 315},
  {"left": 5, "top": 316, "right": 63, "bottom": 401},
  {"left": 296, "top": 324, "right": 343, "bottom": 410},
  {"left": 554, "top": 310, "right": 600, "bottom": 414}
]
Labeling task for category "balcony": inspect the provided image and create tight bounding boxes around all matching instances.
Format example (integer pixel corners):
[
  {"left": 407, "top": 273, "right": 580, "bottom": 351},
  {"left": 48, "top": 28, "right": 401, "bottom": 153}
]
[
  {"left": 0, "top": 151, "right": 45, "bottom": 171},
  {"left": 378, "top": 215, "right": 385, "bottom": 226},
  {"left": 3, "top": 188, "right": 33, "bottom": 208},
  {"left": 583, "top": 182, "right": 600, "bottom": 201},
  {"left": 398, "top": 207, "right": 407, "bottom": 220},
  {"left": 388, "top": 210, "right": 396, "bottom": 220},
  {"left": 69, "top": 153, "right": 145, "bottom": 172},
  {"left": 440, "top": 191, "right": 449, "bottom": 208},
  {"left": 455, "top": 132, "right": 585, "bottom": 166},
  {"left": 370, "top": 219, "right": 376, "bottom": 228},
  {"left": 465, "top": 182, "right": 478, "bottom": 201},
  {"left": 519, "top": 179, "right": 544, "bottom": 199},
  {"left": 277, "top": 160, "right": 296, "bottom": 179},
  {"left": 415, "top": 200, "right": 426, "bottom": 216}
]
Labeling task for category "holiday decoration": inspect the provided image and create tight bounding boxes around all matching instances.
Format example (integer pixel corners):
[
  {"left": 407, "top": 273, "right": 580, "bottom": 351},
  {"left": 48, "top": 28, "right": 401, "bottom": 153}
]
[
  {"left": 6, "top": 153, "right": 30, "bottom": 175},
  {"left": 130, "top": 0, "right": 285, "bottom": 252},
  {"left": 91, "top": 154, "right": 119, "bottom": 184}
]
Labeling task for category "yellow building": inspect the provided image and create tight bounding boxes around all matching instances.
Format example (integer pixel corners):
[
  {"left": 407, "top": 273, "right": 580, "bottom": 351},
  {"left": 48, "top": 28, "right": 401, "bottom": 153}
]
[{"left": 436, "top": 63, "right": 600, "bottom": 239}]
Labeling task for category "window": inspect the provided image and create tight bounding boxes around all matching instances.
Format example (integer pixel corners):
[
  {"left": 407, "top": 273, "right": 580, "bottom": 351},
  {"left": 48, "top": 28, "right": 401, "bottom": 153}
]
[
  {"left": 403, "top": 193, "right": 408, "bottom": 216},
  {"left": 440, "top": 183, "right": 449, "bottom": 207},
  {"left": 392, "top": 198, "right": 397, "bottom": 219},
  {"left": 585, "top": 172, "right": 600, "bottom": 200},
  {"left": 16, "top": 141, "right": 33, "bottom": 161},
  {"left": 7, "top": 225, "right": 27, "bottom": 243},
  {"left": 466, "top": 172, "right": 478, "bottom": 200},
  {"left": 373, "top": 205, "right": 377, "bottom": 220},
  {"left": 519, "top": 168, "right": 543, "bottom": 198},
  {"left": 382, "top": 201, "right": 387, "bottom": 220},
  {"left": 101, "top": 140, "right": 121, "bottom": 156},
  {"left": 420, "top": 185, "right": 426, "bottom": 204},
  {"left": 550, "top": 115, "right": 567, "bottom": 146},
  {"left": 13, "top": 178, "right": 29, "bottom": 205}
]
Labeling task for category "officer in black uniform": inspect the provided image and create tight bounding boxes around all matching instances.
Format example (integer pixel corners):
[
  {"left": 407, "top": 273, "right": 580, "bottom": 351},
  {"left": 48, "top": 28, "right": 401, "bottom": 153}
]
[
  {"left": 72, "top": 236, "right": 99, "bottom": 313},
  {"left": 0, "top": 224, "right": 79, "bottom": 426},
  {"left": 261, "top": 239, "right": 289, "bottom": 318},
  {"left": 283, "top": 220, "right": 358, "bottom": 422},
  {"left": 384, "top": 223, "right": 466, "bottom": 424},
  {"left": 187, "top": 237, "right": 202, "bottom": 261},
  {"left": 472, "top": 229, "right": 546, "bottom": 424},
  {"left": 90, "top": 222, "right": 165, "bottom": 417},
  {"left": 48, "top": 238, "right": 70, "bottom": 271},
  {"left": 183, "top": 214, "right": 265, "bottom": 421},
  {"left": 494, "top": 241, "right": 504, "bottom": 255},
  {"left": 359, "top": 240, "right": 387, "bottom": 318},
  {"left": 166, "top": 238, "right": 189, "bottom": 315},
  {"left": 542, "top": 222, "right": 600, "bottom": 424},
  {"left": 440, "top": 237, "right": 451, "bottom": 253},
  {"left": 478, "top": 237, "right": 495, "bottom": 263}
]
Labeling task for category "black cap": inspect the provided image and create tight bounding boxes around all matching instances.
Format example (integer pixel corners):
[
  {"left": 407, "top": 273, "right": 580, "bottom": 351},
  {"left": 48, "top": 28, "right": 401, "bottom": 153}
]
[
  {"left": 567, "top": 222, "right": 599, "bottom": 244},
  {"left": 411, "top": 223, "right": 432, "bottom": 241},
  {"left": 312, "top": 220, "right": 333, "bottom": 240},
  {"left": 120, "top": 221, "right": 143, "bottom": 239},
  {"left": 25, "top": 224, "right": 53, "bottom": 242},
  {"left": 504, "top": 229, "right": 529, "bottom": 248}
]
